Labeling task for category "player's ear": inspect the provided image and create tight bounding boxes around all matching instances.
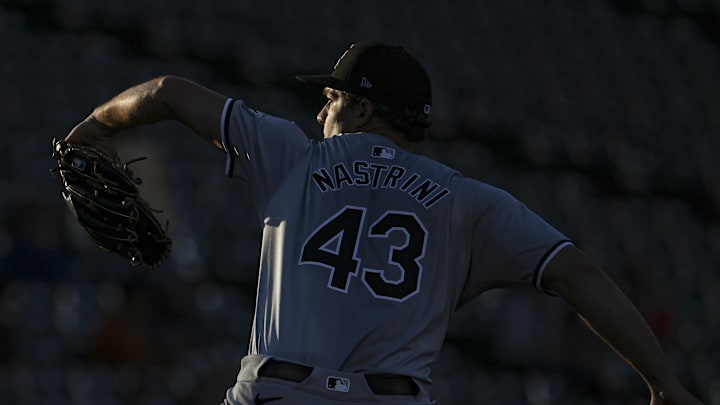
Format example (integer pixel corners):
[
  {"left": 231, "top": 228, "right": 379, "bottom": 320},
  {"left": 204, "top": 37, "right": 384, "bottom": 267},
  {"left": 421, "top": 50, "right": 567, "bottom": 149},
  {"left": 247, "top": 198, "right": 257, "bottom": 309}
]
[{"left": 357, "top": 98, "right": 374, "bottom": 123}]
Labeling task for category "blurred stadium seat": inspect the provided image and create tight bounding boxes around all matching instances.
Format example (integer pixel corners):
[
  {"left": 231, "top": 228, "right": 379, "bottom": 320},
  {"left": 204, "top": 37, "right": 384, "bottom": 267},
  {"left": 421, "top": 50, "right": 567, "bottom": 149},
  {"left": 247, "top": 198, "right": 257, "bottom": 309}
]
[{"left": 0, "top": 0, "right": 716, "bottom": 403}]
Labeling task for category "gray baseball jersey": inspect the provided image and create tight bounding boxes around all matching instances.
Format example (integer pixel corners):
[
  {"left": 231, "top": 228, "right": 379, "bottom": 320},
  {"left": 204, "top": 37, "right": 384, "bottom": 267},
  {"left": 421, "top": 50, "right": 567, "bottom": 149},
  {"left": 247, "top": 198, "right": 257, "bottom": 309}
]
[{"left": 221, "top": 99, "right": 571, "bottom": 387}]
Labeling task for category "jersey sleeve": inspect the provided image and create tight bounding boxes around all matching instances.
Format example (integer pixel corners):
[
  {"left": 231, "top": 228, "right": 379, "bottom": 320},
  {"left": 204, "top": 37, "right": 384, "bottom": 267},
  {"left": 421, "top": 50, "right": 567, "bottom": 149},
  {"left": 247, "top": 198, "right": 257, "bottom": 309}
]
[
  {"left": 455, "top": 181, "right": 572, "bottom": 307},
  {"left": 220, "top": 98, "right": 311, "bottom": 212}
]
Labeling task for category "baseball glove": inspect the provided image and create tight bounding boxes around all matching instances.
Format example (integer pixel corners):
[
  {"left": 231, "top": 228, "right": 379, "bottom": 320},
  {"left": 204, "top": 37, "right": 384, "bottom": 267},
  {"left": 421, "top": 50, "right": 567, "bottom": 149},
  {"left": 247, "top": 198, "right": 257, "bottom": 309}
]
[{"left": 51, "top": 139, "right": 171, "bottom": 269}]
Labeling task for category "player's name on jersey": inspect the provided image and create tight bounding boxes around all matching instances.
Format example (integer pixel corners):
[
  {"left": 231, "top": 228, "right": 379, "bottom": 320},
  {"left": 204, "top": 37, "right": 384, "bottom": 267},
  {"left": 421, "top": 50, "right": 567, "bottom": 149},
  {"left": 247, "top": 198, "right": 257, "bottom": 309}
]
[{"left": 311, "top": 161, "right": 451, "bottom": 209}]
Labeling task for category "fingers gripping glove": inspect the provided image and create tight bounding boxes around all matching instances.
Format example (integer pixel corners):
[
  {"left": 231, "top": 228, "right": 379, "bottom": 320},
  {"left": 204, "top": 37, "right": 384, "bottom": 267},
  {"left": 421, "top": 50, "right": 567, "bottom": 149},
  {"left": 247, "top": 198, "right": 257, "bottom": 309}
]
[{"left": 51, "top": 139, "right": 172, "bottom": 268}]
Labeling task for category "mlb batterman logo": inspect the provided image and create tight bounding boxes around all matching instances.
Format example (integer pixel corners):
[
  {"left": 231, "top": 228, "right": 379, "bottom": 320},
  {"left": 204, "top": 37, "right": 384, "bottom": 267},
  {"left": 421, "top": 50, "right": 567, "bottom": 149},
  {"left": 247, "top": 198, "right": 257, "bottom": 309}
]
[
  {"left": 372, "top": 146, "right": 395, "bottom": 160},
  {"left": 326, "top": 376, "right": 351, "bottom": 392}
]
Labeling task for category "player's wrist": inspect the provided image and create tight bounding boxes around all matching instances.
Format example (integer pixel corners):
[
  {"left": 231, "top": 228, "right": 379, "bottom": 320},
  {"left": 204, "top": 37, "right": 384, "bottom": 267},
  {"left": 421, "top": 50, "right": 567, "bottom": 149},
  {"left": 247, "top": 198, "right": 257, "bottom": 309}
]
[
  {"left": 646, "top": 373, "right": 685, "bottom": 396},
  {"left": 85, "top": 112, "right": 114, "bottom": 134},
  {"left": 646, "top": 370, "right": 678, "bottom": 391},
  {"left": 654, "top": 382, "right": 704, "bottom": 405}
]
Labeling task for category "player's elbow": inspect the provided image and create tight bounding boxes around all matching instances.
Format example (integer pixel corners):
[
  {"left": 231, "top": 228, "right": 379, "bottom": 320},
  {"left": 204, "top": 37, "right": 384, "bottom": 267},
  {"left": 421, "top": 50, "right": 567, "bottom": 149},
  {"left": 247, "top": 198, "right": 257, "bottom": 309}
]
[
  {"left": 155, "top": 76, "right": 181, "bottom": 104},
  {"left": 153, "top": 75, "right": 197, "bottom": 121}
]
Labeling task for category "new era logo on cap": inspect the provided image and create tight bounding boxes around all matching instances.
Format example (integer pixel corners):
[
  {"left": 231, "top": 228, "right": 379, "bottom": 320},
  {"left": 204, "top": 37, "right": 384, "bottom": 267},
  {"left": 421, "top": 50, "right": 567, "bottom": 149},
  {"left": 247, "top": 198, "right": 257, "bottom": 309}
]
[{"left": 360, "top": 77, "right": 373, "bottom": 88}]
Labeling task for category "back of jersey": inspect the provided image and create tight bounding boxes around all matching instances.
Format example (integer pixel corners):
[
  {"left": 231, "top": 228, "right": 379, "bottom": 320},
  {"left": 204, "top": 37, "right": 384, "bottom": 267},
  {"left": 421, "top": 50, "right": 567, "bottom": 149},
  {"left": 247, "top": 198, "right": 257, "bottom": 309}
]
[{"left": 251, "top": 132, "right": 466, "bottom": 382}]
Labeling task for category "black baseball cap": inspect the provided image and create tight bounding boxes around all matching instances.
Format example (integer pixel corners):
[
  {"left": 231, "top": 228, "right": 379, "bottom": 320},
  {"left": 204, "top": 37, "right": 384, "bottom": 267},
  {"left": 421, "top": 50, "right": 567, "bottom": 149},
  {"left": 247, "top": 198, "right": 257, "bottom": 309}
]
[{"left": 296, "top": 41, "right": 432, "bottom": 116}]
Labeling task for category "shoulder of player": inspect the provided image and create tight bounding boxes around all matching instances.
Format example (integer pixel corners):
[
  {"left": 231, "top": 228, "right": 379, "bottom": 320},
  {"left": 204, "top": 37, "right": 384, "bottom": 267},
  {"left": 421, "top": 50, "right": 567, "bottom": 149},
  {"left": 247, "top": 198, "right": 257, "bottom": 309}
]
[{"left": 448, "top": 176, "right": 522, "bottom": 209}]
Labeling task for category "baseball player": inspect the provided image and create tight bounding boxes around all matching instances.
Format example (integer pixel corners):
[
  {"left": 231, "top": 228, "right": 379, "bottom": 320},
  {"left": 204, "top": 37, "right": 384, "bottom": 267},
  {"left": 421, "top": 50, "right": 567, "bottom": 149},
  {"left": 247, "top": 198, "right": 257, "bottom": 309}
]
[{"left": 64, "top": 41, "right": 703, "bottom": 404}]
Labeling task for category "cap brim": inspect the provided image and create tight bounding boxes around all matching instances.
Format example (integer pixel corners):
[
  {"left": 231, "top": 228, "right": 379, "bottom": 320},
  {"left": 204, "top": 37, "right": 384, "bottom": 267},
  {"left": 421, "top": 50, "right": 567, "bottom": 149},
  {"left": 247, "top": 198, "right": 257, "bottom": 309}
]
[{"left": 295, "top": 75, "right": 350, "bottom": 92}]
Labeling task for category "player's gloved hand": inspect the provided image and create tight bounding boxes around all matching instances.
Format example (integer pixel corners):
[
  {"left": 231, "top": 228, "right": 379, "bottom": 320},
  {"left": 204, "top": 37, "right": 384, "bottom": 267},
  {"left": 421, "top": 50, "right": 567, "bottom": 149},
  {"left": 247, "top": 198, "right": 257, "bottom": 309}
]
[
  {"left": 65, "top": 116, "right": 118, "bottom": 159},
  {"left": 51, "top": 138, "right": 171, "bottom": 268}
]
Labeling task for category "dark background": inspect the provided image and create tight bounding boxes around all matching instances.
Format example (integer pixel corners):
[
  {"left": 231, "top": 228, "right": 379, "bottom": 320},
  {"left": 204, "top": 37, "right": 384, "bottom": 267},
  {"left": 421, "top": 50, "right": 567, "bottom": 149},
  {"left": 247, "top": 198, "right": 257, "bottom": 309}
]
[{"left": 0, "top": 0, "right": 717, "bottom": 403}]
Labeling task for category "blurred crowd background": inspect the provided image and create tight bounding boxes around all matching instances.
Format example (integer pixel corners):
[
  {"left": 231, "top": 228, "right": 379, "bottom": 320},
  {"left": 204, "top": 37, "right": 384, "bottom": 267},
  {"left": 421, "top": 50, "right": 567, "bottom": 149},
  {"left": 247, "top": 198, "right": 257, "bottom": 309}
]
[{"left": 0, "top": 0, "right": 718, "bottom": 404}]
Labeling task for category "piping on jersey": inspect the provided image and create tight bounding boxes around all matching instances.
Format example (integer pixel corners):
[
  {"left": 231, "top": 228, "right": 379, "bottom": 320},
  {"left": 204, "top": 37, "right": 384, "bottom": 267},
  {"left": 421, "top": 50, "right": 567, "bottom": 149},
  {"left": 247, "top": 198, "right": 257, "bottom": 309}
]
[{"left": 221, "top": 99, "right": 238, "bottom": 178}]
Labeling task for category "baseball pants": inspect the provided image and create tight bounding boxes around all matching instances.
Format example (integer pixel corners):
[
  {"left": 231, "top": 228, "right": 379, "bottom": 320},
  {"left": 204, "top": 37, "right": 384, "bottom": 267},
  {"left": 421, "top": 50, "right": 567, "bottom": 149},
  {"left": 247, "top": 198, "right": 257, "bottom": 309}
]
[{"left": 222, "top": 354, "right": 436, "bottom": 405}]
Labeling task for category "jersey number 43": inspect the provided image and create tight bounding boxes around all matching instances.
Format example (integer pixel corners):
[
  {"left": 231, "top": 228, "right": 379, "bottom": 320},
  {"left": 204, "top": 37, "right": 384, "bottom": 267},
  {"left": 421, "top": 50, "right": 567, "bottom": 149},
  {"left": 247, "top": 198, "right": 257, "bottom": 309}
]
[{"left": 300, "top": 206, "right": 428, "bottom": 302}]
